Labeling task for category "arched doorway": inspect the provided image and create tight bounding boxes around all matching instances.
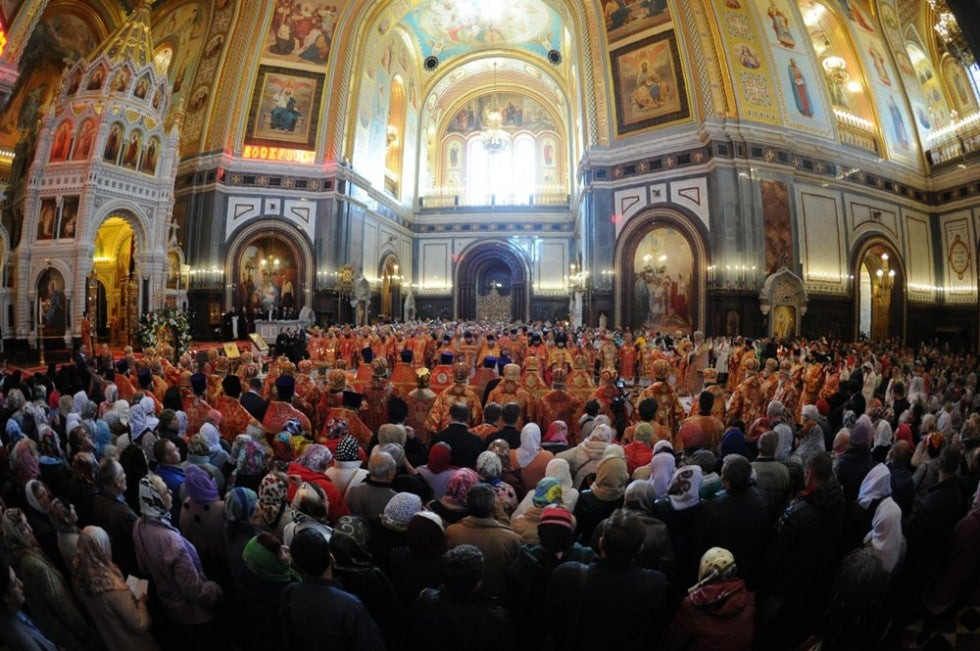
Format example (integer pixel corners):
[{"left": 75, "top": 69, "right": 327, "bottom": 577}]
[
  {"left": 614, "top": 209, "right": 709, "bottom": 332},
  {"left": 454, "top": 242, "right": 529, "bottom": 322},
  {"left": 90, "top": 216, "right": 139, "bottom": 346},
  {"left": 853, "top": 238, "right": 905, "bottom": 341},
  {"left": 232, "top": 230, "right": 306, "bottom": 320},
  {"left": 379, "top": 255, "right": 401, "bottom": 321}
]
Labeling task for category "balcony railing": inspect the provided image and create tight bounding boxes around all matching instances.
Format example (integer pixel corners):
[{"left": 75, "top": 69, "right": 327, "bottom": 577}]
[
  {"left": 925, "top": 111, "right": 980, "bottom": 168},
  {"left": 419, "top": 190, "right": 570, "bottom": 210}
]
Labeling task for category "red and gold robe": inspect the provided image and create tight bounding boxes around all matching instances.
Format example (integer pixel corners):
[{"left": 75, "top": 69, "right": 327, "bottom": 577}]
[
  {"left": 361, "top": 381, "right": 397, "bottom": 434},
  {"left": 183, "top": 396, "right": 213, "bottom": 437},
  {"left": 728, "top": 375, "right": 766, "bottom": 431},
  {"left": 428, "top": 364, "right": 455, "bottom": 396},
  {"left": 688, "top": 384, "right": 727, "bottom": 423},
  {"left": 405, "top": 389, "right": 437, "bottom": 445},
  {"left": 537, "top": 389, "right": 584, "bottom": 446},
  {"left": 263, "top": 400, "right": 312, "bottom": 438},
  {"left": 773, "top": 380, "right": 800, "bottom": 426},
  {"left": 639, "top": 381, "right": 685, "bottom": 434},
  {"left": 390, "top": 362, "right": 418, "bottom": 397},
  {"left": 799, "top": 363, "right": 825, "bottom": 421},
  {"left": 619, "top": 345, "right": 638, "bottom": 381},
  {"left": 116, "top": 374, "right": 137, "bottom": 401},
  {"left": 215, "top": 395, "right": 261, "bottom": 442},
  {"left": 486, "top": 381, "right": 536, "bottom": 427},
  {"left": 424, "top": 384, "right": 483, "bottom": 433},
  {"left": 469, "top": 367, "right": 498, "bottom": 402}
]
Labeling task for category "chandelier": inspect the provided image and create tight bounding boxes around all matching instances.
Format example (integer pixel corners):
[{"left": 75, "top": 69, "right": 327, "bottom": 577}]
[
  {"left": 871, "top": 253, "right": 895, "bottom": 303},
  {"left": 821, "top": 56, "right": 849, "bottom": 85},
  {"left": 928, "top": 0, "right": 974, "bottom": 66},
  {"left": 481, "top": 62, "right": 510, "bottom": 155}
]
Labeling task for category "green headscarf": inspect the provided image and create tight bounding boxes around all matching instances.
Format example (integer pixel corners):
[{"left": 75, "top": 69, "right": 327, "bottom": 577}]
[{"left": 242, "top": 535, "right": 301, "bottom": 584}]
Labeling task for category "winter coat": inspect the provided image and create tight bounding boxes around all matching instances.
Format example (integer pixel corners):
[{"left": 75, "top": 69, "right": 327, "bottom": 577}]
[
  {"left": 445, "top": 516, "right": 522, "bottom": 598},
  {"left": 696, "top": 488, "right": 770, "bottom": 586},
  {"left": 836, "top": 444, "right": 873, "bottom": 503},
  {"left": 663, "top": 579, "right": 755, "bottom": 651},
  {"left": 280, "top": 578, "right": 384, "bottom": 651},
  {"left": 132, "top": 516, "right": 222, "bottom": 625},
  {"left": 89, "top": 493, "right": 140, "bottom": 577},
  {"left": 763, "top": 478, "right": 845, "bottom": 597},
  {"left": 904, "top": 476, "right": 968, "bottom": 593},
  {"left": 888, "top": 462, "right": 915, "bottom": 518},
  {"left": 751, "top": 458, "right": 790, "bottom": 522},
  {"left": 284, "top": 462, "right": 351, "bottom": 524},
  {"left": 75, "top": 573, "right": 158, "bottom": 651},
  {"left": 573, "top": 490, "right": 623, "bottom": 544},
  {"left": 412, "top": 587, "right": 516, "bottom": 651},
  {"left": 926, "top": 506, "right": 980, "bottom": 611},
  {"left": 9, "top": 549, "right": 96, "bottom": 650},
  {"left": 556, "top": 439, "right": 609, "bottom": 489},
  {"left": 591, "top": 505, "right": 674, "bottom": 577}
]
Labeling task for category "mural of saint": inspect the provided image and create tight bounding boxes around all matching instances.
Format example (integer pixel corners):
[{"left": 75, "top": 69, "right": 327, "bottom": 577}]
[
  {"left": 738, "top": 45, "right": 761, "bottom": 69},
  {"left": 269, "top": 88, "right": 302, "bottom": 132},
  {"left": 142, "top": 139, "right": 159, "bottom": 174},
  {"left": 104, "top": 124, "right": 122, "bottom": 162},
  {"left": 838, "top": 0, "right": 874, "bottom": 31},
  {"left": 448, "top": 143, "right": 459, "bottom": 167},
  {"left": 237, "top": 239, "right": 299, "bottom": 315},
  {"left": 767, "top": 2, "right": 795, "bottom": 48},
  {"left": 773, "top": 305, "right": 796, "bottom": 339},
  {"left": 887, "top": 95, "right": 910, "bottom": 149},
  {"left": 632, "top": 228, "right": 694, "bottom": 333},
  {"left": 869, "top": 45, "right": 891, "bottom": 86},
  {"left": 39, "top": 268, "right": 66, "bottom": 336},
  {"left": 87, "top": 67, "right": 105, "bottom": 91},
  {"left": 58, "top": 197, "right": 78, "bottom": 239},
  {"left": 134, "top": 76, "right": 149, "bottom": 99},
  {"left": 788, "top": 58, "right": 814, "bottom": 117},
  {"left": 122, "top": 131, "right": 142, "bottom": 169},
  {"left": 37, "top": 199, "right": 56, "bottom": 240},
  {"left": 49, "top": 122, "right": 72, "bottom": 162},
  {"left": 111, "top": 69, "right": 131, "bottom": 93},
  {"left": 72, "top": 120, "right": 96, "bottom": 160}
]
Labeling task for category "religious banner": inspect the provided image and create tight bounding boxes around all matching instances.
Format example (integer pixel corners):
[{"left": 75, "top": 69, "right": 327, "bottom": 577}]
[{"left": 38, "top": 267, "right": 67, "bottom": 337}]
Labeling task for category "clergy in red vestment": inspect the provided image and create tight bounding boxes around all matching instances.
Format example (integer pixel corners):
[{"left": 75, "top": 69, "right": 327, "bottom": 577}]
[
  {"left": 469, "top": 356, "right": 499, "bottom": 403},
  {"left": 536, "top": 368, "right": 584, "bottom": 446},
  {"left": 215, "top": 374, "right": 261, "bottom": 442},
  {"left": 390, "top": 349, "right": 419, "bottom": 397},
  {"left": 424, "top": 362, "right": 484, "bottom": 433},
  {"left": 428, "top": 351, "right": 457, "bottom": 396},
  {"left": 638, "top": 359, "right": 686, "bottom": 435},
  {"left": 361, "top": 358, "right": 397, "bottom": 435},
  {"left": 405, "top": 368, "right": 438, "bottom": 446},
  {"left": 263, "top": 375, "right": 312, "bottom": 438},
  {"left": 619, "top": 332, "right": 638, "bottom": 383},
  {"left": 184, "top": 372, "right": 214, "bottom": 437},
  {"left": 486, "top": 363, "right": 535, "bottom": 427},
  {"left": 318, "top": 390, "right": 373, "bottom": 448}
]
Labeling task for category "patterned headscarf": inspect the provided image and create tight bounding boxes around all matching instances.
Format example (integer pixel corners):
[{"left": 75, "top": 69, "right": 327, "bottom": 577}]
[
  {"left": 257, "top": 472, "right": 289, "bottom": 528},
  {"left": 225, "top": 487, "right": 258, "bottom": 523},
  {"left": 330, "top": 516, "right": 374, "bottom": 570},
  {"left": 324, "top": 418, "right": 349, "bottom": 440},
  {"left": 667, "top": 465, "right": 703, "bottom": 511},
  {"left": 184, "top": 464, "right": 219, "bottom": 505},
  {"left": 73, "top": 526, "right": 125, "bottom": 596},
  {"left": 444, "top": 468, "right": 480, "bottom": 507},
  {"left": 380, "top": 492, "right": 423, "bottom": 532},
  {"left": 282, "top": 419, "right": 303, "bottom": 436},
  {"left": 0, "top": 508, "right": 37, "bottom": 554},
  {"left": 297, "top": 444, "right": 333, "bottom": 472},
  {"left": 272, "top": 432, "right": 295, "bottom": 462},
  {"left": 532, "top": 477, "right": 563, "bottom": 507},
  {"left": 138, "top": 475, "right": 170, "bottom": 521},
  {"left": 476, "top": 450, "right": 502, "bottom": 480},
  {"left": 335, "top": 435, "right": 361, "bottom": 462},
  {"left": 233, "top": 434, "right": 270, "bottom": 476}
]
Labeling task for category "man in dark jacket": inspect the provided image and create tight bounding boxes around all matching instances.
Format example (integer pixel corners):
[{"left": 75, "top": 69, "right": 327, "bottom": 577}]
[
  {"left": 490, "top": 402, "right": 522, "bottom": 450},
  {"left": 413, "top": 544, "right": 516, "bottom": 649},
  {"left": 547, "top": 510, "right": 667, "bottom": 650},
  {"left": 836, "top": 414, "right": 874, "bottom": 504},
  {"left": 697, "top": 454, "right": 770, "bottom": 587},
  {"left": 759, "top": 452, "right": 844, "bottom": 649},
  {"left": 88, "top": 458, "right": 140, "bottom": 577},
  {"left": 240, "top": 377, "right": 269, "bottom": 423},
  {"left": 590, "top": 481, "right": 674, "bottom": 578},
  {"left": 886, "top": 440, "right": 915, "bottom": 518},
  {"left": 282, "top": 528, "right": 384, "bottom": 650},
  {"left": 431, "top": 403, "right": 484, "bottom": 469},
  {"left": 902, "top": 447, "right": 968, "bottom": 616}
]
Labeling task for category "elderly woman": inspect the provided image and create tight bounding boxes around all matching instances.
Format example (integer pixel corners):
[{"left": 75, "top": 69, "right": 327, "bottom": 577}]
[
  {"left": 1, "top": 508, "right": 96, "bottom": 649},
  {"left": 573, "top": 444, "right": 629, "bottom": 544},
  {"left": 224, "top": 486, "right": 260, "bottom": 581},
  {"left": 73, "top": 526, "right": 158, "bottom": 651},
  {"left": 624, "top": 422, "right": 655, "bottom": 476},
  {"left": 23, "top": 480, "right": 61, "bottom": 572},
  {"left": 133, "top": 474, "right": 223, "bottom": 646},
  {"left": 256, "top": 471, "right": 291, "bottom": 538},
  {"left": 371, "top": 491, "right": 424, "bottom": 574},
  {"left": 510, "top": 423, "right": 554, "bottom": 495},
  {"left": 514, "top": 457, "right": 579, "bottom": 517},
  {"left": 512, "top": 477, "right": 567, "bottom": 545},
  {"left": 230, "top": 427, "right": 272, "bottom": 491},
  {"left": 389, "top": 512, "right": 446, "bottom": 606},
  {"left": 282, "top": 481, "right": 333, "bottom": 546},
  {"left": 238, "top": 532, "right": 299, "bottom": 651},
  {"left": 120, "top": 443, "right": 150, "bottom": 514},
  {"left": 487, "top": 438, "right": 524, "bottom": 497},
  {"left": 10, "top": 437, "right": 40, "bottom": 492},
  {"left": 557, "top": 423, "right": 614, "bottom": 490},
  {"left": 179, "top": 464, "right": 226, "bottom": 579},
  {"left": 325, "top": 435, "right": 368, "bottom": 495},
  {"left": 286, "top": 443, "right": 350, "bottom": 524},
  {"left": 655, "top": 464, "right": 705, "bottom": 590},
  {"left": 640, "top": 440, "right": 677, "bottom": 497},
  {"left": 417, "top": 442, "right": 455, "bottom": 499},
  {"left": 200, "top": 422, "right": 232, "bottom": 475},
  {"left": 186, "top": 433, "right": 226, "bottom": 494},
  {"left": 542, "top": 420, "right": 571, "bottom": 455},
  {"left": 426, "top": 467, "right": 479, "bottom": 525},
  {"left": 476, "top": 450, "right": 518, "bottom": 520}
]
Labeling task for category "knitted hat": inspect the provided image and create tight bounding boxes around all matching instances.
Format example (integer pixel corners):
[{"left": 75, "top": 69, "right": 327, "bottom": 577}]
[
  {"left": 335, "top": 435, "right": 360, "bottom": 462},
  {"left": 380, "top": 492, "right": 423, "bottom": 532},
  {"left": 538, "top": 504, "right": 574, "bottom": 530}
]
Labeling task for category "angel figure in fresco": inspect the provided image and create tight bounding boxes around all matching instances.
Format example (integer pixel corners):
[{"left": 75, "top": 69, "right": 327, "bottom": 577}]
[
  {"left": 869, "top": 45, "right": 891, "bottom": 85},
  {"left": 767, "top": 2, "right": 795, "bottom": 48},
  {"left": 739, "top": 45, "right": 761, "bottom": 69},
  {"left": 838, "top": 0, "right": 874, "bottom": 31},
  {"left": 887, "top": 96, "right": 909, "bottom": 149},
  {"left": 788, "top": 59, "right": 814, "bottom": 117}
]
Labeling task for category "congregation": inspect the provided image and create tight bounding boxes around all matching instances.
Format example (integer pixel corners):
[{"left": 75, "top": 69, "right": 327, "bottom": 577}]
[{"left": 0, "top": 322, "right": 976, "bottom": 650}]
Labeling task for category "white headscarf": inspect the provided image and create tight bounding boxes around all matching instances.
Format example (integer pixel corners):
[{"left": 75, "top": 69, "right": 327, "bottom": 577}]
[
  {"left": 516, "top": 423, "right": 542, "bottom": 469},
  {"left": 544, "top": 457, "right": 578, "bottom": 510},
  {"left": 865, "top": 496, "right": 903, "bottom": 572},
  {"left": 200, "top": 423, "right": 223, "bottom": 454},
  {"left": 648, "top": 449, "right": 676, "bottom": 499},
  {"left": 667, "top": 465, "right": 703, "bottom": 511},
  {"left": 141, "top": 396, "right": 159, "bottom": 431},
  {"left": 590, "top": 423, "right": 614, "bottom": 443},
  {"left": 873, "top": 419, "right": 893, "bottom": 448},
  {"left": 72, "top": 390, "right": 88, "bottom": 414},
  {"left": 857, "top": 463, "right": 892, "bottom": 509},
  {"left": 773, "top": 423, "right": 794, "bottom": 460}
]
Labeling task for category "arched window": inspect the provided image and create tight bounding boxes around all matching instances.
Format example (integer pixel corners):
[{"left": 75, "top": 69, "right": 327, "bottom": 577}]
[{"left": 512, "top": 135, "right": 536, "bottom": 203}]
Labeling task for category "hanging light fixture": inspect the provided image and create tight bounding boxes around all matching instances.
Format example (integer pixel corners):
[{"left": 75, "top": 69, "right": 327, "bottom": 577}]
[
  {"left": 871, "top": 252, "right": 896, "bottom": 303},
  {"left": 481, "top": 61, "right": 510, "bottom": 155},
  {"left": 927, "top": 0, "right": 974, "bottom": 66}
]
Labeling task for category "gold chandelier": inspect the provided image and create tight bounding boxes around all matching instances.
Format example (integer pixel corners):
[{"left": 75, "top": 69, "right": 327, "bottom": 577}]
[
  {"left": 871, "top": 253, "right": 895, "bottom": 303},
  {"left": 481, "top": 62, "right": 510, "bottom": 155},
  {"left": 928, "top": 0, "right": 974, "bottom": 66}
]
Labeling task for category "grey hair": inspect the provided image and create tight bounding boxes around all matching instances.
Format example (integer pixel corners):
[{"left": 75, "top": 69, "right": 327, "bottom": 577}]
[
  {"left": 801, "top": 404, "right": 820, "bottom": 422},
  {"left": 368, "top": 450, "right": 397, "bottom": 479},
  {"left": 381, "top": 442, "right": 405, "bottom": 467},
  {"left": 767, "top": 400, "right": 785, "bottom": 420}
]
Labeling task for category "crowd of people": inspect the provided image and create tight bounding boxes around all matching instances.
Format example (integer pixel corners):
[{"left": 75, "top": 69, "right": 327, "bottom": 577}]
[{"left": 0, "top": 321, "right": 976, "bottom": 650}]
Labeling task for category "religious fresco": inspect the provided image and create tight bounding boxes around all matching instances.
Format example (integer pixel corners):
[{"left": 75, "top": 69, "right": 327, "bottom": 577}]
[
  {"left": 632, "top": 226, "right": 694, "bottom": 333},
  {"left": 245, "top": 65, "right": 325, "bottom": 149},
  {"left": 446, "top": 92, "right": 557, "bottom": 135},
  {"left": 38, "top": 267, "right": 67, "bottom": 337},
  {"left": 264, "top": 0, "right": 338, "bottom": 66},
  {"left": 58, "top": 196, "right": 79, "bottom": 240},
  {"left": 610, "top": 30, "right": 690, "bottom": 136},
  {"left": 236, "top": 237, "right": 299, "bottom": 314},
  {"left": 751, "top": 0, "right": 833, "bottom": 138},
  {"left": 401, "top": 0, "right": 561, "bottom": 62},
  {"left": 943, "top": 59, "right": 979, "bottom": 116},
  {"left": 36, "top": 198, "right": 56, "bottom": 241},
  {"left": 761, "top": 180, "right": 793, "bottom": 274},
  {"left": 602, "top": 0, "right": 671, "bottom": 45}
]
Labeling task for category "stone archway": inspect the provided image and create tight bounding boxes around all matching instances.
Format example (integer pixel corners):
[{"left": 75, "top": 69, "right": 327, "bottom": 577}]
[
  {"left": 454, "top": 241, "right": 530, "bottom": 322},
  {"left": 851, "top": 235, "right": 906, "bottom": 342},
  {"left": 379, "top": 253, "right": 401, "bottom": 321},
  {"left": 225, "top": 221, "right": 314, "bottom": 320}
]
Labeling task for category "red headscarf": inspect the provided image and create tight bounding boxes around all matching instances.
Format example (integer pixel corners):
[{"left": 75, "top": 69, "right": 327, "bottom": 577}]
[
  {"left": 426, "top": 442, "right": 452, "bottom": 474},
  {"left": 895, "top": 423, "right": 913, "bottom": 447}
]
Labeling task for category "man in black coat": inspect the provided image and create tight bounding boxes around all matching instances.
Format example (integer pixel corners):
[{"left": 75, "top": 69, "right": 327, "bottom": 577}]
[
  {"left": 240, "top": 377, "right": 269, "bottom": 423},
  {"left": 758, "top": 452, "right": 844, "bottom": 649},
  {"left": 547, "top": 510, "right": 668, "bottom": 650},
  {"left": 431, "top": 403, "right": 484, "bottom": 469},
  {"left": 487, "top": 402, "right": 522, "bottom": 450}
]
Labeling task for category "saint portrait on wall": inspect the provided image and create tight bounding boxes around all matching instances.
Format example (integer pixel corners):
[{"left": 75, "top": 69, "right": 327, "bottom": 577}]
[
  {"left": 767, "top": 1, "right": 795, "bottom": 48},
  {"left": 38, "top": 268, "right": 67, "bottom": 336},
  {"left": 58, "top": 196, "right": 78, "bottom": 239},
  {"left": 103, "top": 124, "right": 122, "bottom": 162},
  {"left": 122, "top": 130, "right": 142, "bottom": 169},
  {"left": 49, "top": 121, "right": 73, "bottom": 162},
  {"left": 72, "top": 120, "right": 96, "bottom": 160},
  {"left": 37, "top": 198, "right": 56, "bottom": 240},
  {"left": 788, "top": 58, "right": 813, "bottom": 117},
  {"left": 737, "top": 44, "right": 762, "bottom": 69}
]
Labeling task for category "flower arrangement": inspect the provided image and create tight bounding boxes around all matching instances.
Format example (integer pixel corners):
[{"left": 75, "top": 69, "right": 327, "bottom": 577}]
[{"left": 138, "top": 308, "right": 193, "bottom": 358}]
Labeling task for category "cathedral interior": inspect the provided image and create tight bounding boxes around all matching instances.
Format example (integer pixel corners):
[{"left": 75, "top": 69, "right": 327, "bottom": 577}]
[{"left": 0, "top": 0, "right": 977, "bottom": 355}]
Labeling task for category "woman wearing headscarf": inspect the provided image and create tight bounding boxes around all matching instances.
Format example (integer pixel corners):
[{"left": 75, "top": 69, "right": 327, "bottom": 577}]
[
  {"left": 120, "top": 443, "right": 150, "bottom": 514},
  {"left": 487, "top": 438, "right": 524, "bottom": 497},
  {"left": 869, "top": 407, "right": 894, "bottom": 464},
  {"left": 840, "top": 463, "right": 892, "bottom": 556},
  {"left": 573, "top": 445, "right": 628, "bottom": 544},
  {"left": 911, "top": 430, "right": 946, "bottom": 508},
  {"left": 132, "top": 474, "right": 224, "bottom": 648},
  {"left": 371, "top": 492, "right": 423, "bottom": 574},
  {"left": 37, "top": 424, "right": 70, "bottom": 497},
  {"left": 199, "top": 422, "right": 232, "bottom": 474},
  {"left": 229, "top": 428, "right": 272, "bottom": 492},
  {"left": 47, "top": 498, "right": 80, "bottom": 570},
  {"left": 0, "top": 508, "right": 97, "bottom": 650},
  {"left": 641, "top": 441, "right": 677, "bottom": 497},
  {"left": 654, "top": 464, "right": 705, "bottom": 591},
  {"left": 10, "top": 437, "right": 40, "bottom": 491},
  {"left": 325, "top": 435, "right": 369, "bottom": 496},
  {"left": 255, "top": 471, "right": 290, "bottom": 539},
  {"left": 624, "top": 421, "right": 655, "bottom": 476},
  {"left": 837, "top": 414, "right": 874, "bottom": 504},
  {"left": 330, "top": 516, "right": 402, "bottom": 650},
  {"left": 72, "top": 525, "right": 158, "bottom": 651},
  {"left": 417, "top": 442, "right": 455, "bottom": 499},
  {"left": 66, "top": 451, "right": 99, "bottom": 527},
  {"left": 512, "top": 477, "right": 567, "bottom": 545},
  {"left": 186, "top": 433, "right": 226, "bottom": 495},
  {"left": 238, "top": 532, "right": 299, "bottom": 651},
  {"left": 476, "top": 450, "right": 518, "bottom": 521},
  {"left": 389, "top": 511, "right": 446, "bottom": 606},
  {"left": 285, "top": 443, "right": 350, "bottom": 525},
  {"left": 510, "top": 423, "right": 554, "bottom": 495},
  {"left": 426, "top": 467, "right": 478, "bottom": 525},
  {"left": 664, "top": 547, "right": 755, "bottom": 650},
  {"left": 541, "top": 420, "right": 570, "bottom": 456},
  {"left": 179, "top": 464, "right": 226, "bottom": 580},
  {"left": 513, "top": 457, "right": 579, "bottom": 517},
  {"left": 556, "top": 423, "right": 613, "bottom": 490},
  {"left": 23, "top": 480, "right": 62, "bottom": 574},
  {"left": 282, "top": 481, "right": 333, "bottom": 546},
  {"left": 224, "top": 486, "right": 260, "bottom": 587}
]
